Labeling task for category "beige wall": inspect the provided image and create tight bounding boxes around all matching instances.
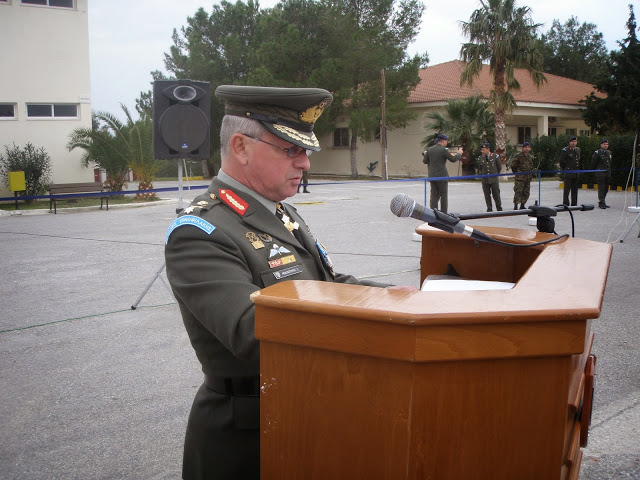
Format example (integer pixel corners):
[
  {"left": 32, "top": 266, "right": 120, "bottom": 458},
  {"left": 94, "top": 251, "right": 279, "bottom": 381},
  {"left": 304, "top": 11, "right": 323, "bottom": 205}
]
[
  {"left": 311, "top": 102, "right": 590, "bottom": 179},
  {"left": 0, "top": 0, "right": 92, "bottom": 196}
]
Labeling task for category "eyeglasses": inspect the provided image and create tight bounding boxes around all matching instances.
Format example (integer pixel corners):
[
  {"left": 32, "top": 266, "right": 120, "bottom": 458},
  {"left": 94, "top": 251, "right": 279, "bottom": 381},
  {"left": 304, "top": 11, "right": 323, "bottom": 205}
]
[{"left": 243, "top": 134, "right": 312, "bottom": 158}]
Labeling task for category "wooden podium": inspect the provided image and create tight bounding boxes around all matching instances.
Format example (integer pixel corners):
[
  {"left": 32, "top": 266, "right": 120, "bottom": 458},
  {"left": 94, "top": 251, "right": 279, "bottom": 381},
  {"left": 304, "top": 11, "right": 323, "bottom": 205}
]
[{"left": 252, "top": 226, "right": 612, "bottom": 480}]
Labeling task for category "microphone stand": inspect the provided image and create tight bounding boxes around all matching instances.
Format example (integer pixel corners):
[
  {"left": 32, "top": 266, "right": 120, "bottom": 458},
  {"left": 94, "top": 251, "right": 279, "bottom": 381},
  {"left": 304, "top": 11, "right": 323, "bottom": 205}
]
[{"left": 450, "top": 203, "right": 594, "bottom": 236}]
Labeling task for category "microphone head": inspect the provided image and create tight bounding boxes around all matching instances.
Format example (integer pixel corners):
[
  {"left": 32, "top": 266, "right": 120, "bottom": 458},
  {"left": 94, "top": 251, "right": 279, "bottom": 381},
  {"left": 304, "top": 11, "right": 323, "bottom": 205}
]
[{"left": 390, "top": 193, "right": 415, "bottom": 218}]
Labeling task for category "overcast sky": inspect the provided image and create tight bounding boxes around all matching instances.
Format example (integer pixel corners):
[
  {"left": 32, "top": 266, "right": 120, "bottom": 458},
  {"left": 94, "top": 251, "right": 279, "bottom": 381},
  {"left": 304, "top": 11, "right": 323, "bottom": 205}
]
[{"left": 88, "top": 0, "right": 636, "bottom": 118}]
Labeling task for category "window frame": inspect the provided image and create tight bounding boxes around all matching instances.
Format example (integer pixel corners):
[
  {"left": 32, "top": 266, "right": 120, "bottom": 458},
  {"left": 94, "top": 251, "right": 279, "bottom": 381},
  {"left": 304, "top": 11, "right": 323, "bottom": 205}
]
[
  {"left": 21, "top": 0, "right": 74, "bottom": 8},
  {"left": 26, "top": 103, "right": 79, "bottom": 119},
  {"left": 517, "top": 126, "right": 532, "bottom": 145},
  {"left": 333, "top": 128, "right": 350, "bottom": 148},
  {"left": 0, "top": 103, "right": 17, "bottom": 119}
]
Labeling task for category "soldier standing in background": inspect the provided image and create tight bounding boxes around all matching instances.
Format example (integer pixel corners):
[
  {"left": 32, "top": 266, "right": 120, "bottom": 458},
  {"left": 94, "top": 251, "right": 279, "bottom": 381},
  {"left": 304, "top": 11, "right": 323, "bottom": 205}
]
[
  {"left": 422, "top": 133, "right": 462, "bottom": 213},
  {"left": 510, "top": 141, "right": 534, "bottom": 210},
  {"left": 476, "top": 142, "right": 503, "bottom": 212},
  {"left": 297, "top": 170, "right": 310, "bottom": 193},
  {"left": 559, "top": 136, "right": 581, "bottom": 206},
  {"left": 592, "top": 139, "right": 612, "bottom": 209}
]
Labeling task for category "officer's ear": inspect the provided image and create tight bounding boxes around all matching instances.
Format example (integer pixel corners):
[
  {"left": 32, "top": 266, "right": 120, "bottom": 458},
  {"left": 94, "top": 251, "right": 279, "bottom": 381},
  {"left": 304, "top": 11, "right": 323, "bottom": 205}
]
[{"left": 229, "top": 133, "right": 252, "bottom": 166}]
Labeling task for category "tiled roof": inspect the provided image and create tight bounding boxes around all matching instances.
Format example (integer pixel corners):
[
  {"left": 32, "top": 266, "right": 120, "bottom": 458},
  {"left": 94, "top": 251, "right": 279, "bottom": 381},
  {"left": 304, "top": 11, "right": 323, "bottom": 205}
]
[{"left": 409, "top": 60, "right": 603, "bottom": 106}]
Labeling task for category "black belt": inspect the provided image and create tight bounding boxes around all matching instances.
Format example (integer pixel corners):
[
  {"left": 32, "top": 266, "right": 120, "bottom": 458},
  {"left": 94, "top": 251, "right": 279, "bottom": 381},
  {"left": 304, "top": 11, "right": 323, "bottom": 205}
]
[{"left": 204, "top": 375, "right": 260, "bottom": 397}]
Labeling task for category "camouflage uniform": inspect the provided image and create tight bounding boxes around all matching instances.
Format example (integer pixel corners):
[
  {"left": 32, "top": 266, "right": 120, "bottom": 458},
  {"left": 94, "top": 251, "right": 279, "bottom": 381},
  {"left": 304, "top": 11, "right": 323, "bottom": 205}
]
[{"left": 510, "top": 151, "right": 534, "bottom": 208}]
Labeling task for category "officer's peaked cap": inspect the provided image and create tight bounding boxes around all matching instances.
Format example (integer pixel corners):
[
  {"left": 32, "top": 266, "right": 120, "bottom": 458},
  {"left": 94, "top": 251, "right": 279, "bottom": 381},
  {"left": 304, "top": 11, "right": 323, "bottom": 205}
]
[{"left": 215, "top": 85, "right": 332, "bottom": 151}]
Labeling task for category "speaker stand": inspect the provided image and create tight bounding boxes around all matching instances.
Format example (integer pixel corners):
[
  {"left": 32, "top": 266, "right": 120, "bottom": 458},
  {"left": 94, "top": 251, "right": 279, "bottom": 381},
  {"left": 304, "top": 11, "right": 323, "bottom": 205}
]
[
  {"left": 177, "top": 160, "right": 185, "bottom": 214},
  {"left": 132, "top": 160, "right": 189, "bottom": 308}
]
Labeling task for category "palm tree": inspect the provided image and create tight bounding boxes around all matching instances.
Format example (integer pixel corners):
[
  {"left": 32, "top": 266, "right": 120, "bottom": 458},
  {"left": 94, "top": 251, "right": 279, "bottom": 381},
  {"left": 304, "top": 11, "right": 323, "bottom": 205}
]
[
  {"left": 68, "top": 105, "right": 157, "bottom": 198},
  {"left": 459, "top": 0, "right": 545, "bottom": 164},
  {"left": 67, "top": 115, "right": 130, "bottom": 191},
  {"left": 423, "top": 96, "right": 495, "bottom": 175}
]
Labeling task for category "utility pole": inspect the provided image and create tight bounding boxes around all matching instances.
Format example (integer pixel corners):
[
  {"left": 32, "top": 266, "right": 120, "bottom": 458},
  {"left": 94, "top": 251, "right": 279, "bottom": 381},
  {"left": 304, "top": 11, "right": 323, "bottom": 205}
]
[{"left": 380, "top": 69, "right": 388, "bottom": 180}]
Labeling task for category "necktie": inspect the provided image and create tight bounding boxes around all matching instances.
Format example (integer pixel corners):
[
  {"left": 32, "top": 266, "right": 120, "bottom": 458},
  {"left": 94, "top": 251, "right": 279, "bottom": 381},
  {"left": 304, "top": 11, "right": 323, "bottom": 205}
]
[{"left": 276, "top": 203, "right": 304, "bottom": 245}]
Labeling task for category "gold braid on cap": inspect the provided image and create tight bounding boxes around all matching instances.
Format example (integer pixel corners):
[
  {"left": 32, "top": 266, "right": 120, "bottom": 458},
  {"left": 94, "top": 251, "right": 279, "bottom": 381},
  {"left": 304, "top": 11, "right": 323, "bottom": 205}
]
[{"left": 272, "top": 124, "right": 319, "bottom": 148}]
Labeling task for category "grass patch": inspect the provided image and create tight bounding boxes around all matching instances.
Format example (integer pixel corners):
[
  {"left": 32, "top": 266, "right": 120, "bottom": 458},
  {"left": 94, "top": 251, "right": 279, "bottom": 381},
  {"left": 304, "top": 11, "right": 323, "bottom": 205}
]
[{"left": 0, "top": 196, "right": 162, "bottom": 211}]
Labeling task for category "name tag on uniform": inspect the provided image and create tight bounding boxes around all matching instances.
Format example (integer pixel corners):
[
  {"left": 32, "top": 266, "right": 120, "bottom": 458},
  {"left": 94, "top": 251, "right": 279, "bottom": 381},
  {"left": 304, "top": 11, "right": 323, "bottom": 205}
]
[{"left": 273, "top": 265, "right": 302, "bottom": 280}]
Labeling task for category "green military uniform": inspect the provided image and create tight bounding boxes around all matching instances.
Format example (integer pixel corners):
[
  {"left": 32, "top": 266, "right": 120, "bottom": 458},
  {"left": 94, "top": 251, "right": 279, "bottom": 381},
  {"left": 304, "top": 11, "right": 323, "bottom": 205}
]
[
  {"left": 165, "top": 86, "right": 385, "bottom": 480},
  {"left": 297, "top": 169, "right": 310, "bottom": 193},
  {"left": 559, "top": 139, "right": 581, "bottom": 206},
  {"left": 476, "top": 148, "right": 503, "bottom": 211},
  {"left": 510, "top": 147, "right": 534, "bottom": 209},
  {"left": 592, "top": 140, "right": 612, "bottom": 208},
  {"left": 422, "top": 135, "right": 460, "bottom": 213}
]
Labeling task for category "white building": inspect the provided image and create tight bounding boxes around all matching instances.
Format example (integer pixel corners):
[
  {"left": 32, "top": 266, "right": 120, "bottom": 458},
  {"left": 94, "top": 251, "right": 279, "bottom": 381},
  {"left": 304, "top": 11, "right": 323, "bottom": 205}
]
[{"left": 0, "top": 0, "right": 92, "bottom": 197}]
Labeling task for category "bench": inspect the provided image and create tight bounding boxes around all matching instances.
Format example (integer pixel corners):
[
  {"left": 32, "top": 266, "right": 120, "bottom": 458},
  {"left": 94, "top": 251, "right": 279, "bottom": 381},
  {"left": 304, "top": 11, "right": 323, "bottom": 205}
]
[{"left": 48, "top": 182, "right": 109, "bottom": 214}]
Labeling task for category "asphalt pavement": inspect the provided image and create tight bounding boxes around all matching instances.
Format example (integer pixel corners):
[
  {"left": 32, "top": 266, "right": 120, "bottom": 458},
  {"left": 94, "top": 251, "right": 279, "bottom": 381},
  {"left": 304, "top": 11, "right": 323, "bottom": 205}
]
[{"left": 1, "top": 178, "right": 638, "bottom": 479}]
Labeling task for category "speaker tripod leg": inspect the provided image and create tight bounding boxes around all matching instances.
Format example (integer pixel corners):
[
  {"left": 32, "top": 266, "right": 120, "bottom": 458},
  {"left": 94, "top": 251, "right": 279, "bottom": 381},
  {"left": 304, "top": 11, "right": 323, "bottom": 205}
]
[{"left": 131, "top": 261, "right": 169, "bottom": 309}]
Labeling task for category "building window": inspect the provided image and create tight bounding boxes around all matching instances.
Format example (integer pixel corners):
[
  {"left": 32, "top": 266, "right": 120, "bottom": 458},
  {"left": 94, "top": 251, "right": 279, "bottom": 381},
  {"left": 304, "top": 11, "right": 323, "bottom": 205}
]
[
  {"left": 565, "top": 128, "right": 577, "bottom": 136},
  {"left": 333, "top": 128, "right": 350, "bottom": 147},
  {"left": 0, "top": 104, "right": 16, "bottom": 118},
  {"left": 548, "top": 127, "right": 557, "bottom": 137},
  {"left": 22, "top": 0, "right": 74, "bottom": 7},
  {"left": 579, "top": 129, "right": 591, "bottom": 137},
  {"left": 27, "top": 103, "right": 78, "bottom": 118},
  {"left": 517, "top": 127, "right": 531, "bottom": 145}
]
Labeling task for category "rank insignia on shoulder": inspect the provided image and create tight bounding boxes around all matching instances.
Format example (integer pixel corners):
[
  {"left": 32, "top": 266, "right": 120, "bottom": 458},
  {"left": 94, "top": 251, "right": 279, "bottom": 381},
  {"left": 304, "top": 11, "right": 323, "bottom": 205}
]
[
  {"left": 184, "top": 206, "right": 197, "bottom": 214},
  {"left": 165, "top": 215, "right": 215, "bottom": 244},
  {"left": 209, "top": 193, "right": 217, "bottom": 200},
  {"left": 196, "top": 200, "right": 209, "bottom": 207},
  {"left": 219, "top": 188, "right": 249, "bottom": 216},
  {"left": 245, "top": 231, "right": 265, "bottom": 250}
]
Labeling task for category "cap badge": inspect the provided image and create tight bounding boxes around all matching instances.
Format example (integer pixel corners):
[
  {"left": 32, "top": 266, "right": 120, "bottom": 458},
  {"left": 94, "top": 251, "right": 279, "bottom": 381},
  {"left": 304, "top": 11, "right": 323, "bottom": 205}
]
[{"left": 299, "top": 98, "right": 330, "bottom": 124}]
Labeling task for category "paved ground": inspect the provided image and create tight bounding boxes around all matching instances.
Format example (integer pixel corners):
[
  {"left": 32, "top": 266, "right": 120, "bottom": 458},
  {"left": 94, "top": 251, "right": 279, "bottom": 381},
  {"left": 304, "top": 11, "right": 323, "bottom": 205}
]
[{"left": 1, "top": 178, "right": 638, "bottom": 479}]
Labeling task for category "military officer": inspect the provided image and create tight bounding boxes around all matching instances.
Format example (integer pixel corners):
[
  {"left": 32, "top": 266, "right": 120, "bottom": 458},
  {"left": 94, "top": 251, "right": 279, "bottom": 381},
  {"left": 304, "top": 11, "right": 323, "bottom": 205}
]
[
  {"left": 165, "top": 85, "right": 416, "bottom": 480},
  {"left": 592, "top": 139, "right": 612, "bottom": 209},
  {"left": 510, "top": 141, "right": 534, "bottom": 209},
  {"left": 422, "top": 133, "right": 462, "bottom": 213},
  {"left": 297, "top": 169, "right": 310, "bottom": 193},
  {"left": 559, "top": 136, "right": 581, "bottom": 206},
  {"left": 476, "top": 142, "right": 503, "bottom": 212}
]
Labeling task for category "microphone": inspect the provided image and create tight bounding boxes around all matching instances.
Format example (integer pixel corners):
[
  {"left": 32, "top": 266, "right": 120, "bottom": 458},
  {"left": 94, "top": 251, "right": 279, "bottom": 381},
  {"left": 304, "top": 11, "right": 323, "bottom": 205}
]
[{"left": 390, "top": 193, "right": 491, "bottom": 242}]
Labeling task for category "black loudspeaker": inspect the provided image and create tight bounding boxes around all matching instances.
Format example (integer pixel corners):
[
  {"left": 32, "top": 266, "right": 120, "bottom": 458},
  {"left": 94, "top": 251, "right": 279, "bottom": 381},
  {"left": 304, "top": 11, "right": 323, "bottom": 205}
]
[{"left": 153, "top": 80, "right": 211, "bottom": 160}]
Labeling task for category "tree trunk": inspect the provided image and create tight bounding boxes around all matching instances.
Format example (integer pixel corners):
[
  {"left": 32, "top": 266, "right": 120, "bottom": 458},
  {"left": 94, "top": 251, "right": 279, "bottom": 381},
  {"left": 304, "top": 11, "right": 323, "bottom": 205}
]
[
  {"left": 493, "top": 64, "right": 508, "bottom": 169},
  {"left": 494, "top": 107, "right": 507, "bottom": 171},
  {"left": 350, "top": 131, "right": 358, "bottom": 178}
]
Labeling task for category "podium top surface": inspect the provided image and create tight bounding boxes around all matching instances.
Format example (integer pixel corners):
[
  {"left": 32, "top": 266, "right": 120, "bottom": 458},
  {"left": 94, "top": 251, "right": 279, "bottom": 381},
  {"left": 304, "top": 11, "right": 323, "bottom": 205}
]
[{"left": 253, "top": 227, "right": 612, "bottom": 327}]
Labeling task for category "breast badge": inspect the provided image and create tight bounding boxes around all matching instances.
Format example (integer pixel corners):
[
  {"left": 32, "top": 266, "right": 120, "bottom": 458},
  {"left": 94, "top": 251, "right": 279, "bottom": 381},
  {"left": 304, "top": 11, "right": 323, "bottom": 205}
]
[{"left": 245, "top": 232, "right": 265, "bottom": 250}]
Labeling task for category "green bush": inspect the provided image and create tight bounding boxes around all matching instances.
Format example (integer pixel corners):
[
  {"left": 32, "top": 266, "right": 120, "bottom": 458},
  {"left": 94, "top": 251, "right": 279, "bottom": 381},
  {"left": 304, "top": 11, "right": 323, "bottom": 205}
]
[{"left": 0, "top": 143, "right": 52, "bottom": 200}]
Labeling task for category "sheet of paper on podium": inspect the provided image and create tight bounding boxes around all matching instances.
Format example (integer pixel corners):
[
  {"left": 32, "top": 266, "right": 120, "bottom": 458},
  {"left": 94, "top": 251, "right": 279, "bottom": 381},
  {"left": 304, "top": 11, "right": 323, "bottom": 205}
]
[{"left": 421, "top": 275, "right": 515, "bottom": 292}]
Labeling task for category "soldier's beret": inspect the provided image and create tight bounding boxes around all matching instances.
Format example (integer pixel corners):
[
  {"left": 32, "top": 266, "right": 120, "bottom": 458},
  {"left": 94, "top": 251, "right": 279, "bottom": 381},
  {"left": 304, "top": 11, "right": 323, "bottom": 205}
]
[
  {"left": 215, "top": 85, "right": 332, "bottom": 151},
  {"left": 569, "top": 136, "right": 577, "bottom": 141},
  {"left": 600, "top": 138, "right": 609, "bottom": 144},
  {"left": 522, "top": 141, "right": 530, "bottom": 147},
  {"left": 482, "top": 142, "right": 490, "bottom": 148},
  {"left": 436, "top": 133, "right": 448, "bottom": 140}
]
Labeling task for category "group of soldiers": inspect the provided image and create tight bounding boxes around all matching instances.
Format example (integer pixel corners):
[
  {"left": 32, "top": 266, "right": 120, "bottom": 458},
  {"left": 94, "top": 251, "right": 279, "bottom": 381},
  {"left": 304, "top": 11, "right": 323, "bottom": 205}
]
[{"left": 422, "top": 135, "right": 613, "bottom": 212}]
